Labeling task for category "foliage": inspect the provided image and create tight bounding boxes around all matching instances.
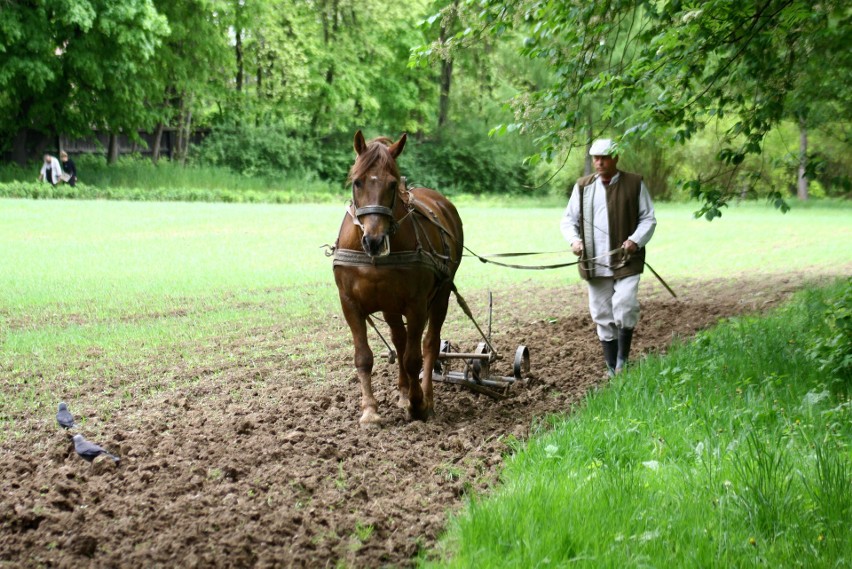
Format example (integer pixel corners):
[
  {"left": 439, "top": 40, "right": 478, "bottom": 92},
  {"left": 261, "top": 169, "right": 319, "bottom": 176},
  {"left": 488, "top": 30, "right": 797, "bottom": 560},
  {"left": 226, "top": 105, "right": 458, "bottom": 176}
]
[
  {"left": 209, "top": 0, "right": 437, "bottom": 135},
  {"left": 417, "top": 0, "right": 852, "bottom": 215},
  {"left": 192, "top": 123, "right": 322, "bottom": 179},
  {"left": 404, "top": 125, "right": 536, "bottom": 195},
  {"left": 3, "top": 0, "right": 851, "bottom": 204},
  {"left": 0, "top": 0, "right": 170, "bottom": 141}
]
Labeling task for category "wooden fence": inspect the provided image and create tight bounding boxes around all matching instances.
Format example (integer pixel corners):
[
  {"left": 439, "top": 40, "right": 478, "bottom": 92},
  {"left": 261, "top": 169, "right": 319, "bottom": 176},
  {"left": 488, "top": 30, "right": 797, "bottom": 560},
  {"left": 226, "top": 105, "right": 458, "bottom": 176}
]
[{"left": 2, "top": 128, "right": 209, "bottom": 165}]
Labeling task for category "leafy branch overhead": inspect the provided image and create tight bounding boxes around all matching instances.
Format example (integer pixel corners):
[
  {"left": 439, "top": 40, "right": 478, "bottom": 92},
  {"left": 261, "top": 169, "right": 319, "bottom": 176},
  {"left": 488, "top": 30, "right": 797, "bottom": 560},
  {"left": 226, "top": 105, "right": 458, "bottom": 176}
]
[{"left": 414, "top": 0, "right": 851, "bottom": 217}]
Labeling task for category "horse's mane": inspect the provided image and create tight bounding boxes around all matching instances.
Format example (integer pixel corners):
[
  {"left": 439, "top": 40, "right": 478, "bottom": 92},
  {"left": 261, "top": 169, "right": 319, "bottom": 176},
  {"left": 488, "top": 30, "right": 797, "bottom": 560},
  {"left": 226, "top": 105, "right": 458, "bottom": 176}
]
[{"left": 348, "top": 137, "right": 400, "bottom": 183}]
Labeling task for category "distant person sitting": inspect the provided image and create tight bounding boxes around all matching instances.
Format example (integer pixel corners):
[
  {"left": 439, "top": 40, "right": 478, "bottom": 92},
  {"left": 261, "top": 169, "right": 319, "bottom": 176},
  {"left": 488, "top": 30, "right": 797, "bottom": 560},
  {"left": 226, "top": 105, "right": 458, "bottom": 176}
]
[
  {"left": 59, "top": 151, "right": 77, "bottom": 186},
  {"left": 37, "top": 154, "right": 63, "bottom": 186}
]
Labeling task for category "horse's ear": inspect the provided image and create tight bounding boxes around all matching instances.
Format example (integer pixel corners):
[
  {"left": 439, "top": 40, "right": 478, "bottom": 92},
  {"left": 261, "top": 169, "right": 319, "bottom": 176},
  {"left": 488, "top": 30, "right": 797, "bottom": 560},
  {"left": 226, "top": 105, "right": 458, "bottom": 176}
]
[
  {"left": 388, "top": 133, "right": 407, "bottom": 159},
  {"left": 354, "top": 130, "right": 367, "bottom": 155}
]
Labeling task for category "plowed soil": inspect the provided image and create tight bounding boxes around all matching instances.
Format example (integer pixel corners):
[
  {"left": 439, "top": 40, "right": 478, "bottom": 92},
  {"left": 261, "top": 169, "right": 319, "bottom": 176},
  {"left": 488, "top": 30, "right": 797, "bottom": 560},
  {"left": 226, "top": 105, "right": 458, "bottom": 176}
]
[{"left": 0, "top": 271, "right": 845, "bottom": 568}]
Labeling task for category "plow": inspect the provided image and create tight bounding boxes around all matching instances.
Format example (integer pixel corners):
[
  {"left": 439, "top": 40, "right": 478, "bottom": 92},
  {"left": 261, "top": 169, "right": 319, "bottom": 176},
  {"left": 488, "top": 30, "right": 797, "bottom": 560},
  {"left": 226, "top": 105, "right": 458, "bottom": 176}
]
[{"left": 379, "top": 292, "right": 531, "bottom": 400}]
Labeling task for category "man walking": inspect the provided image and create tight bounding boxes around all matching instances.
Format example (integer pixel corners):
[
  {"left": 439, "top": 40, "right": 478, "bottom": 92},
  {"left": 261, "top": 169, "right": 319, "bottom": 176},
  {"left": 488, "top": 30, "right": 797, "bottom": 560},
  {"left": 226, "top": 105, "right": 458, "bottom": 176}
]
[{"left": 561, "top": 138, "right": 657, "bottom": 376}]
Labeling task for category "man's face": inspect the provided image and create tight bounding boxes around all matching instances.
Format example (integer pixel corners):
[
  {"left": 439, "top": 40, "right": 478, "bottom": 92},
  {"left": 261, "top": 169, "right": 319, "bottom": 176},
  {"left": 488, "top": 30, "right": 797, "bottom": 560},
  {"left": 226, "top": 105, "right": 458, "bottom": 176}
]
[{"left": 592, "top": 155, "right": 619, "bottom": 179}]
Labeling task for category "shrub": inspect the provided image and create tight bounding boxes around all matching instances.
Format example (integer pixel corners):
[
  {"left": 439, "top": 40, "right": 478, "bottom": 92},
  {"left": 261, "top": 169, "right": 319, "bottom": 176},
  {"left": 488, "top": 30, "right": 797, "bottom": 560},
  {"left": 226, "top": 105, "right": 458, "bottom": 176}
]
[
  {"left": 0, "top": 180, "right": 345, "bottom": 204},
  {"left": 403, "top": 127, "right": 536, "bottom": 195},
  {"left": 193, "top": 123, "right": 319, "bottom": 178}
]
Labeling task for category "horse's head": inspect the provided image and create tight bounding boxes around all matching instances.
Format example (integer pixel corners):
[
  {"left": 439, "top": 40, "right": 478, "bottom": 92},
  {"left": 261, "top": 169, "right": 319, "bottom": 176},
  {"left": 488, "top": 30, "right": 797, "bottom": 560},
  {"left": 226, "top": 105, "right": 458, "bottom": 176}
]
[{"left": 348, "top": 130, "right": 407, "bottom": 257}]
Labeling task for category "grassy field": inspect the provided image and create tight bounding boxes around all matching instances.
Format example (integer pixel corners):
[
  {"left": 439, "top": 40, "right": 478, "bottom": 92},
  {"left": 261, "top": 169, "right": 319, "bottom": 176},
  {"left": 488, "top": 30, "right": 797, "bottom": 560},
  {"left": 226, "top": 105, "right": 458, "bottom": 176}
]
[
  {"left": 1, "top": 198, "right": 849, "bottom": 384},
  {"left": 424, "top": 281, "right": 851, "bottom": 568}
]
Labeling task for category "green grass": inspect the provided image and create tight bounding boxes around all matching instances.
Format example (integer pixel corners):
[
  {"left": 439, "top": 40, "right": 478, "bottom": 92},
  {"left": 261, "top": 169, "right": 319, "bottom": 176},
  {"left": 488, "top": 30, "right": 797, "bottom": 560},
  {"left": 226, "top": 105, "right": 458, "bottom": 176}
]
[
  {"left": 423, "top": 281, "right": 852, "bottom": 568},
  {"left": 3, "top": 199, "right": 849, "bottom": 318}
]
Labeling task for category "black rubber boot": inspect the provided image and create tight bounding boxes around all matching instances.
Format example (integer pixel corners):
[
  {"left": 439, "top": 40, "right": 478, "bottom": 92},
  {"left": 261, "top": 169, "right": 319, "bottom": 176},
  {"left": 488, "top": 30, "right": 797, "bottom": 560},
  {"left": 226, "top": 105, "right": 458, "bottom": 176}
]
[
  {"left": 616, "top": 328, "right": 634, "bottom": 373},
  {"left": 601, "top": 339, "right": 618, "bottom": 377}
]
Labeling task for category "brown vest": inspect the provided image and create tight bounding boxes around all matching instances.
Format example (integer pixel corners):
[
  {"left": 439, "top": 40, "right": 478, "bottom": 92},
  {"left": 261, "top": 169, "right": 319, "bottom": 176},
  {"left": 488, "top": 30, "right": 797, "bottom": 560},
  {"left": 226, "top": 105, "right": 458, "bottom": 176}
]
[{"left": 576, "top": 171, "right": 646, "bottom": 280}]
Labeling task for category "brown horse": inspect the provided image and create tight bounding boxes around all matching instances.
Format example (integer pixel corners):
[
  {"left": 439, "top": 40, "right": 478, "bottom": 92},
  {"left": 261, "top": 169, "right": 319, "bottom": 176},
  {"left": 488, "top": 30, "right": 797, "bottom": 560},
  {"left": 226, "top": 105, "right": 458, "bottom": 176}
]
[{"left": 332, "top": 131, "right": 464, "bottom": 427}]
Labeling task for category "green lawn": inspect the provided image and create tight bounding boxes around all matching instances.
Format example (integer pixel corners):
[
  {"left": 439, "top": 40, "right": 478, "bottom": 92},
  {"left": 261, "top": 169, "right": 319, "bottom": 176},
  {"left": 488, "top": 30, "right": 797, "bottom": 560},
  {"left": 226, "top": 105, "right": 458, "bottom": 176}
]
[
  {"left": 2, "top": 198, "right": 850, "bottom": 355},
  {"left": 4, "top": 198, "right": 849, "bottom": 314}
]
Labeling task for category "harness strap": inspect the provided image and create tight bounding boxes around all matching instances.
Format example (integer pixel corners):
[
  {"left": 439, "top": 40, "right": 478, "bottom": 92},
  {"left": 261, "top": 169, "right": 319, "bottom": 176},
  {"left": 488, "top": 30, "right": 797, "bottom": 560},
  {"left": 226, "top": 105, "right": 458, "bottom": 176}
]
[{"left": 332, "top": 247, "right": 453, "bottom": 280}]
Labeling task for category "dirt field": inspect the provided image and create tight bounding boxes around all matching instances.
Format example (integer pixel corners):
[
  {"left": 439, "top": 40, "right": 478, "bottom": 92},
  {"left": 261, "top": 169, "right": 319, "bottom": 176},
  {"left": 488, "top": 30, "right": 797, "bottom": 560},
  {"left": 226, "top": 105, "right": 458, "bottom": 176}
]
[{"left": 0, "top": 270, "right": 845, "bottom": 568}]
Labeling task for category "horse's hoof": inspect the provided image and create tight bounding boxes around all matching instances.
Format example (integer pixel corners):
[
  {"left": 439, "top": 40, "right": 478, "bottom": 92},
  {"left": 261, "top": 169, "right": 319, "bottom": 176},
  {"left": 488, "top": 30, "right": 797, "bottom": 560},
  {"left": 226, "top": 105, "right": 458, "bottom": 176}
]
[
  {"left": 407, "top": 404, "right": 434, "bottom": 422},
  {"left": 359, "top": 409, "right": 382, "bottom": 428},
  {"left": 397, "top": 394, "right": 411, "bottom": 410}
]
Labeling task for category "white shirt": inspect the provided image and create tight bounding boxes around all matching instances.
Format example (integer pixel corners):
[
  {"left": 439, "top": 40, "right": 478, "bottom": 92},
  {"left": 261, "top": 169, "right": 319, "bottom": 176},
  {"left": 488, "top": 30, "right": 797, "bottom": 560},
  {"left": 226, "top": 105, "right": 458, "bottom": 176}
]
[
  {"left": 560, "top": 172, "right": 656, "bottom": 277},
  {"left": 39, "top": 156, "right": 63, "bottom": 184}
]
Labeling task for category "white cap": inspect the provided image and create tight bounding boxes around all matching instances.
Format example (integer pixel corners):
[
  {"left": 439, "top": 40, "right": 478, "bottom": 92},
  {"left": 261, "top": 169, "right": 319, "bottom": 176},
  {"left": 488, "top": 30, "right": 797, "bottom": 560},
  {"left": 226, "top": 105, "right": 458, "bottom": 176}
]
[{"left": 589, "top": 138, "right": 616, "bottom": 156}]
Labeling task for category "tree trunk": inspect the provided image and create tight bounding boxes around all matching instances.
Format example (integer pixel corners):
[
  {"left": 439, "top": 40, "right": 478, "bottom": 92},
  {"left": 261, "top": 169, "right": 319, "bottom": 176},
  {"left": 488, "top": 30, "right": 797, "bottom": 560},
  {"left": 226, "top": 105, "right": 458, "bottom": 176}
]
[
  {"left": 797, "top": 116, "right": 809, "bottom": 201},
  {"left": 151, "top": 122, "right": 164, "bottom": 164},
  {"left": 108, "top": 133, "right": 120, "bottom": 164},
  {"left": 175, "top": 95, "right": 186, "bottom": 163},
  {"left": 180, "top": 109, "right": 193, "bottom": 166},
  {"left": 312, "top": 0, "right": 339, "bottom": 129},
  {"left": 235, "top": 29, "right": 243, "bottom": 92},
  {"left": 438, "top": 57, "right": 453, "bottom": 129},
  {"left": 437, "top": 4, "right": 457, "bottom": 129}
]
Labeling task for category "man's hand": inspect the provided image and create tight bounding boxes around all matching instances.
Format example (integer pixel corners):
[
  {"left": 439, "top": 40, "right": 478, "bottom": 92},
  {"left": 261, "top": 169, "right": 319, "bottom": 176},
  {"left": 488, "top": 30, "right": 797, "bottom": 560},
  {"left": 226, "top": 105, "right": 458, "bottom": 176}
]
[
  {"left": 622, "top": 239, "right": 638, "bottom": 254},
  {"left": 572, "top": 240, "right": 584, "bottom": 256}
]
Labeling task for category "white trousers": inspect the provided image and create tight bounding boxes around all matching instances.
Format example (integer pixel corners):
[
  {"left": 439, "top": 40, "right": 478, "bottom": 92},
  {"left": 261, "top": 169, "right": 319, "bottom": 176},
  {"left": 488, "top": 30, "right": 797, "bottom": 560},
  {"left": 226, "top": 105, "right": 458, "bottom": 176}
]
[{"left": 587, "top": 275, "right": 641, "bottom": 341}]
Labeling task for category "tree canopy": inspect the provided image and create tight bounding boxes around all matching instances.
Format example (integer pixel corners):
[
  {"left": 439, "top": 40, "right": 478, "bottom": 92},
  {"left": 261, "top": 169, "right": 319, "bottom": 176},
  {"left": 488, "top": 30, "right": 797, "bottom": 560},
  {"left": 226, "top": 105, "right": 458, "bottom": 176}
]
[
  {"left": 1, "top": 0, "right": 849, "bottom": 206},
  {"left": 417, "top": 0, "right": 851, "bottom": 214}
]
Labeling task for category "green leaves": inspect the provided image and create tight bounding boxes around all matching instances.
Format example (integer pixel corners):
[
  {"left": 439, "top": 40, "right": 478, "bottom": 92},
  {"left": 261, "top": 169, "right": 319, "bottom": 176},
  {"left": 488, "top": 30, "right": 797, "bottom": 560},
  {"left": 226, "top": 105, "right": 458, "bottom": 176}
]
[
  {"left": 440, "top": 0, "right": 850, "bottom": 214},
  {"left": 0, "top": 0, "right": 170, "bottom": 139}
]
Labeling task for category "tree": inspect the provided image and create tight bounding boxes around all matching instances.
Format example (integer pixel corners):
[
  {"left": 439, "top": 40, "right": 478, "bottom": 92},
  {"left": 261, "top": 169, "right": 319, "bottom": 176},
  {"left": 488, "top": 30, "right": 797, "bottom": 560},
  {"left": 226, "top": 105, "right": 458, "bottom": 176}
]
[
  {"left": 422, "top": 0, "right": 851, "bottom": 217},
  {"left": 148, "top": 0, "right": 232, "bottom": 162},
  {"left": 0, "top": 0, "right": 169, "bottom": 163}
]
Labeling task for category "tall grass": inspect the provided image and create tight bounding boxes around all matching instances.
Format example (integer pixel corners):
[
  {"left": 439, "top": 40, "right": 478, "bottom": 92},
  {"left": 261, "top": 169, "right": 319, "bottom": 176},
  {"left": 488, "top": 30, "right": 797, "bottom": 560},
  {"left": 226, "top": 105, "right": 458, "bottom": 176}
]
[{"left": 423, "top": 281, "right": 852, "bottom": 568}]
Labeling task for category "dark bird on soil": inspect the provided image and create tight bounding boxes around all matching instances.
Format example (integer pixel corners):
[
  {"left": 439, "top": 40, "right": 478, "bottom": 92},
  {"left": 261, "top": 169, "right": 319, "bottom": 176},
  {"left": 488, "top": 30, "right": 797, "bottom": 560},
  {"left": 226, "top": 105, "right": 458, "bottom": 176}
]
[
  {"left": 72, "top": 435, "right": 120, "bottom": 464},
  {"left": 56, "top": 402, "right": 75, "bottom": 429}
]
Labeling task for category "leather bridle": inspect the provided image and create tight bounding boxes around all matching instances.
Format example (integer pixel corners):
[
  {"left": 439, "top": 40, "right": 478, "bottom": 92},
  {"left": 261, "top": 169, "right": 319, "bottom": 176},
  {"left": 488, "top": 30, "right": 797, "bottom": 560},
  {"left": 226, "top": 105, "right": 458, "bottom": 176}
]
[{"left": 351, "top": 177, "right": 403, "bottom": 236}]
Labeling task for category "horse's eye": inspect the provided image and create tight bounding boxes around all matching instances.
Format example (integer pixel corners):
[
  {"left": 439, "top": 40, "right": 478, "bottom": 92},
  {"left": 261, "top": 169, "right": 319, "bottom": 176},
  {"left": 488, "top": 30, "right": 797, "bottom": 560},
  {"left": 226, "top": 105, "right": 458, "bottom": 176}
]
[{"left": 353, "top": 179, "right": 363, "bottom": 189}]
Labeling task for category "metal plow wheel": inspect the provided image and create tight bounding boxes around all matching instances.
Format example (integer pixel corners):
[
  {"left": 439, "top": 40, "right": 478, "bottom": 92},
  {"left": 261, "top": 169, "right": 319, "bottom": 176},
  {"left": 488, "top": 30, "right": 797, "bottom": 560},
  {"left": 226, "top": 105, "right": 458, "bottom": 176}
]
[{"left": 431, "top": 340, "right": 530, "bottom": 400}]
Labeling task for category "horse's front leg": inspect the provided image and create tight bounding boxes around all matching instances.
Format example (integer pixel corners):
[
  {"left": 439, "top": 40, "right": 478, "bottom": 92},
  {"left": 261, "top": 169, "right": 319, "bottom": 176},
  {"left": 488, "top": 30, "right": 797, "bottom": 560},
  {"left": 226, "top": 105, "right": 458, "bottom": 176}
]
[
  {"left": 383, "top": 312, "right": 412, "bottom": 412},
  {"left": 341, "top": 306, "right": 381, "bottom": 427}
]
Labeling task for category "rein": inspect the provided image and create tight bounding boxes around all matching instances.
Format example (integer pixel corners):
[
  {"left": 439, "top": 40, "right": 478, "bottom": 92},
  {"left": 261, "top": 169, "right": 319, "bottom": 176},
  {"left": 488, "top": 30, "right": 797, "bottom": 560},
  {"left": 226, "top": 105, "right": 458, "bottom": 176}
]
[
  {"left": 328, "top": 181, "right": 677, "bottom": 299},
  {"left": 464, "top": 245, "right": 677, "bottom": 298}
]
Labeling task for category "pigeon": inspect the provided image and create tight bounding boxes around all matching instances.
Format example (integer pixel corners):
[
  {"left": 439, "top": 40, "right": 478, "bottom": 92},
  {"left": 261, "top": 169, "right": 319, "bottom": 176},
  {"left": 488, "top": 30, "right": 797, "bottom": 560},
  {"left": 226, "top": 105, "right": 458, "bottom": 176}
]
[
  {"left": 56, "top": 402, "right": 75, "bottom": 429},
  {"left": 72, "top": 434, "right": 120, "bottom": 464}
]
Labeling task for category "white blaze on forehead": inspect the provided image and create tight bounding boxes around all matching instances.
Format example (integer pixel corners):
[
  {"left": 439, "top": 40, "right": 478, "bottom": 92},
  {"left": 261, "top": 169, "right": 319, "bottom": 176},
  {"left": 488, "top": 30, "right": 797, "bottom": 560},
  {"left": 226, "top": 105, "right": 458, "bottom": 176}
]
[{"left": 370, "top": 176, "right": 378, "bottom": 180}]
